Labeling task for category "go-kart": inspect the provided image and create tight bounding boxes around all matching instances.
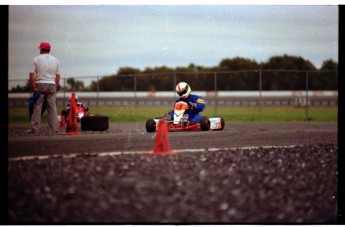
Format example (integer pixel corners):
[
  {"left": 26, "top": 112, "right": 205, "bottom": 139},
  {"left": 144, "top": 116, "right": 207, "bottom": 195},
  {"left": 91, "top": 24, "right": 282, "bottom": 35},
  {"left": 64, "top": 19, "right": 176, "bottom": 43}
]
[
  {"left": 146, "top": 101, "right": 225, "bottom": 133},
  {"left": 60, "top": 105, "right": 109, "bottom": 131}
]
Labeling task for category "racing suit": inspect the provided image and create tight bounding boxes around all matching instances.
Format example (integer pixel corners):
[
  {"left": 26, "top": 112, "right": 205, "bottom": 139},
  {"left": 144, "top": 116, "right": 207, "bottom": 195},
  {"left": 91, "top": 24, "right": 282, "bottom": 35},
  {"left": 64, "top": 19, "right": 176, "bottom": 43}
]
[{"left": 168, "top": 94, "right": 206, "bottom": 123}]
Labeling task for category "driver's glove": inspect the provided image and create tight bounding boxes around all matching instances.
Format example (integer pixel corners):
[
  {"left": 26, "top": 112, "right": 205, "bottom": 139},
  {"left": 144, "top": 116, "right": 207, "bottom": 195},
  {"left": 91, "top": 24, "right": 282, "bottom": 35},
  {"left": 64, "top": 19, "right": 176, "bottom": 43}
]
[{"left": 188, "top": 102, "right": 197, "bottom": 110}]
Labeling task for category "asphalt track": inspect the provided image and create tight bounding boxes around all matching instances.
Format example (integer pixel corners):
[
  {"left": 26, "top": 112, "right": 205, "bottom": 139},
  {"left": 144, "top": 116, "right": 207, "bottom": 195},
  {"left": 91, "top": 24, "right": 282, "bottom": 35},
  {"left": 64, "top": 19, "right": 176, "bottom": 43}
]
[
  {"left": 8, "top": 122, "right": 337, "bottom": 158},
  {"left": 7, "top": 122, "right": 339, "bottom": 223}
]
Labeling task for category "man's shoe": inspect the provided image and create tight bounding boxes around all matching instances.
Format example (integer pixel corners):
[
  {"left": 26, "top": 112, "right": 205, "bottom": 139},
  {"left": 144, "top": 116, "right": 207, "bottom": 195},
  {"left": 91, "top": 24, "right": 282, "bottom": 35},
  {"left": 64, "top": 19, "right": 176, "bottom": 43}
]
[
  {"left": 55, "top": 130, "right": 64, "bottom": 135},
  {"left": 26, "top": 129, "right": 36, "bottom": 133}
]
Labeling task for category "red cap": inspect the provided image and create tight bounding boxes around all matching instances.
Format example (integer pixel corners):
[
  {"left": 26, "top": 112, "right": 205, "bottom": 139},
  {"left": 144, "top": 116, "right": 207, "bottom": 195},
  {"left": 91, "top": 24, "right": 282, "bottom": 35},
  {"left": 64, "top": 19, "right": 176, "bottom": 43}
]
[{"left": 38, "top": 42, "right": 51, "bottom": 50}]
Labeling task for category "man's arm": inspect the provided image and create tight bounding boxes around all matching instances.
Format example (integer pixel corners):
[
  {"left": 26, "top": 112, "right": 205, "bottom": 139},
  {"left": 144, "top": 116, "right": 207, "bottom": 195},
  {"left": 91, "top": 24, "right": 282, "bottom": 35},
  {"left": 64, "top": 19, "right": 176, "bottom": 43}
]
[
  {"left": 29, "top": 72, "right": 37, "bottom": 92},
  {"left": 55, "top": 73, "right": 60, "bottom": 88}
]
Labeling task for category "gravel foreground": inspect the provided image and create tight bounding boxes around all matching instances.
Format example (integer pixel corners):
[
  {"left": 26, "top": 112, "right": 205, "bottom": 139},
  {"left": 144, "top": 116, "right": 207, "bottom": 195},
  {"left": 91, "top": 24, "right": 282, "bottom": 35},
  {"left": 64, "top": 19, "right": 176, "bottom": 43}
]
[{"left": 8, "top": 143, "right": 338, "bottom": 224}]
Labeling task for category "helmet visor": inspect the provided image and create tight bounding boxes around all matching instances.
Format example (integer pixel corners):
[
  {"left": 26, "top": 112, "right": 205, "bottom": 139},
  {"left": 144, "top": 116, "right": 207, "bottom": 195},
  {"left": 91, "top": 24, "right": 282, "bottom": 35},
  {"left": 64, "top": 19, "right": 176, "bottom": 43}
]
[{"left": 177, "top": 85, "right": 189, "bottom": 97}]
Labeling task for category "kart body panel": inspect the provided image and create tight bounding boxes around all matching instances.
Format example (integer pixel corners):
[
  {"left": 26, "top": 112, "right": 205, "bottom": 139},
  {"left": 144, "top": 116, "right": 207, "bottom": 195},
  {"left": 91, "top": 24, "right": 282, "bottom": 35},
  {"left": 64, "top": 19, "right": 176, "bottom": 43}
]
[
  {"left": 146, "top": 101, "right": 224, "bottom": 132},
  {"left": 76, "top": 106, "right": 86, "bottom": 121}
]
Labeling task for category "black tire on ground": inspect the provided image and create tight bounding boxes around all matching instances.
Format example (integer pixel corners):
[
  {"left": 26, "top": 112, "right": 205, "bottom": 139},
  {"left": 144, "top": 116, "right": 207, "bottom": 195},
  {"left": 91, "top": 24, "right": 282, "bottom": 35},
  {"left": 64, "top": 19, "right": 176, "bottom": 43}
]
[
  {"left": 200, "top": 116, "right": 210, "bottom": 131},
  {"left": 213, "top": 117, "right": 225, "bottom": 131},
  {"left": 81, "top": 115, "right": 109, "bottom": 131},
  {"left": 146, "top": 119, "right": 156, "bottom": 133}
]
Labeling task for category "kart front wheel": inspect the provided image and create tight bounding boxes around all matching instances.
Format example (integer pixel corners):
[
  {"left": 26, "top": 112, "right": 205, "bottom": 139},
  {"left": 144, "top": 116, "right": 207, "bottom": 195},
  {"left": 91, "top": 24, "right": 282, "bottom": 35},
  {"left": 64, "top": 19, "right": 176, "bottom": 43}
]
[
  {"left": 146, "top": 119, "right": 156, "bottom": 133},
  {"left": 200, "top": 116, "right": 210, "bottom": 131}
]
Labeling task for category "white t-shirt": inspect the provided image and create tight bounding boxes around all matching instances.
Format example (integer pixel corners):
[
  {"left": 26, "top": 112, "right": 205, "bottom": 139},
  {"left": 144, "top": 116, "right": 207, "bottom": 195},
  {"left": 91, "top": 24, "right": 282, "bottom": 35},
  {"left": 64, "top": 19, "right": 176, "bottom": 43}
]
[{"left": 30, "top": 54, "right": 60, "bottom": 84}]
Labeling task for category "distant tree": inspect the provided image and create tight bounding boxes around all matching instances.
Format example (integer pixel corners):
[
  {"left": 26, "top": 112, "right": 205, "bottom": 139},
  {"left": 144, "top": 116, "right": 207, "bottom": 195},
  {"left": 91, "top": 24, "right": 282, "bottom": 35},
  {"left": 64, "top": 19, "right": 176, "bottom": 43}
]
[
  {"left": 98, "top": 74, "right": 135, "bottom": 91},
  {"left": 262, "top": 54, "right": 316, "bottom": 70},
  {"left": 89, "top": 67, "right": 141, "bottom": 91},
  {"left": 10, "top": 80, "right": 31, "bottom": 92},
  {"left": 140, "top": 66, "right": 175, "bottom": 91},
  {"left": 260, "top": 54, "right": 317, "bottom": 90},
  {"left": 85, "top": 55, "right": 336, "bottom": 91},
  {"left": 217, "top": 57, "right": 260, "bottom": 90},
  {"left": 89, "top": 81, "right": 98, "bottom": 91},
  {"left": 310, "top": 59, "right": 338, "bottom": 90},
  {"left": 143, "top": 65, "right": 174, "bottom": 74},
  {"left": 117, "top": 67, "right": 141, "bottom": 75},
  {"left": 65, "top": 78, "right": 85, "bottom": 91},
  {"left": 219, "top": 57, "right": 260, "bottom": 71},
  {"left": 320, "top": 59, "right": 338, "bottom": 71}
]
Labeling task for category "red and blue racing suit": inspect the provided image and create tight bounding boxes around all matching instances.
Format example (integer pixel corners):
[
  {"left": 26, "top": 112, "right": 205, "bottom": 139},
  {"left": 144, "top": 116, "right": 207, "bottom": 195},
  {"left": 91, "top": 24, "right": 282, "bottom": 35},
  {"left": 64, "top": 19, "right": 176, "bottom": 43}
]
[{"left": 168, "top": 94, "right": 206, "bottom": 123}]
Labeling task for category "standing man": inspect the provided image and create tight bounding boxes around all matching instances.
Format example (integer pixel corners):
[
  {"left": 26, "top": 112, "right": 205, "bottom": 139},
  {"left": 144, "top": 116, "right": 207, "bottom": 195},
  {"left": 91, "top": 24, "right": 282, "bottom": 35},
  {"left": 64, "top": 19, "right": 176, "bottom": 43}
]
[{"left": 27, "top": 42, "right": 60, "bottom": 134}]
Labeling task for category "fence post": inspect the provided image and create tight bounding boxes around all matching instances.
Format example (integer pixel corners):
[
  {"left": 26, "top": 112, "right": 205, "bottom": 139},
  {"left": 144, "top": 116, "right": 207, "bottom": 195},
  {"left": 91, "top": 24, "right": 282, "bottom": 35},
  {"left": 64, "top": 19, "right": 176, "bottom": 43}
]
[
  {"left": 96, "top": 76, "right": 99, "bottom": 115},
  {"left": 259, "top": 70, "right": 262, "bottom": 120},
  {"left": 133, "top": 74, "right": 137, "bottom": 119},
  {"left": 63, "top": 77, "right": 66, "bottom": 108},
  {"left": 173, "top": 72, "right": 176, "bottom": 99},
  {"left": 305, "top": 71, "right": 309, "bottom": 121},
  {"left": 214, "top": 72, "right": 217, "bottom": 116}
]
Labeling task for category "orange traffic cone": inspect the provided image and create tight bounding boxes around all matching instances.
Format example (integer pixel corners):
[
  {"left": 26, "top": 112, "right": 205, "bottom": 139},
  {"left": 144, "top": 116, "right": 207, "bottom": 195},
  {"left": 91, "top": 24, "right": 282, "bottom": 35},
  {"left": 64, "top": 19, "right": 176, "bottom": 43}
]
[
  {"left": 60, "top": 115, "right": 66, "bottom": 128},
  {"left": 65, "top": 92, "right": 78, "bottom": 135},
  {"left": 146, "top": 120, "right": 179, "bottom": 156}
]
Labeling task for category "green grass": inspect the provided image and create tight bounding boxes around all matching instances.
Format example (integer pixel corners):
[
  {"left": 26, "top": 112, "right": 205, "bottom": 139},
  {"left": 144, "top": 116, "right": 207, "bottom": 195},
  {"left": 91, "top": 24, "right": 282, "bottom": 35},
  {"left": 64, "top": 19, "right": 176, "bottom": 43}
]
[
  {"left": 210, "top": 106, "right": 338, "bottom": 121},
  {"left": 8, "top": 105, "right": 337, "bottom": 123}
]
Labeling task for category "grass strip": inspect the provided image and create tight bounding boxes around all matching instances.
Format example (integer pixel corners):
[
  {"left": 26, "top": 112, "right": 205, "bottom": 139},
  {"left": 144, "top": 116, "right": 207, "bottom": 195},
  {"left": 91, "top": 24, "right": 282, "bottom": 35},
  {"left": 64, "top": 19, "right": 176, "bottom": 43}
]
[{"left": 8, "top": 106, "right": 337, "bottom": 123}]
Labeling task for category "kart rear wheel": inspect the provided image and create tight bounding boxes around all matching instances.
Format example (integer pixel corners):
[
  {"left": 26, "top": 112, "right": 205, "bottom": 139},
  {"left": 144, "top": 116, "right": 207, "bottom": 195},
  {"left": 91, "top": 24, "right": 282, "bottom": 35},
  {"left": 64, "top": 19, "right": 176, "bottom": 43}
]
[
  {"left": 146, "top": 119, "right": 156, "bottom": 133},
  {"left": 81, "top": 115, "right": 109, "bottom": 131},
  {"left": 200, "top": 116, "right": 210, "bottom": 131}
]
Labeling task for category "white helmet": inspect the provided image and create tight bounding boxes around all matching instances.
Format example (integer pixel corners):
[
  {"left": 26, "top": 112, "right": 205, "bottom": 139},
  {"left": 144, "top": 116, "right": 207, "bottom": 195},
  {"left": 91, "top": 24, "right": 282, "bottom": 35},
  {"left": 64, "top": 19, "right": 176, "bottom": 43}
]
[{"left": 176, "top": 82, "right": 191, "bottom": 99}]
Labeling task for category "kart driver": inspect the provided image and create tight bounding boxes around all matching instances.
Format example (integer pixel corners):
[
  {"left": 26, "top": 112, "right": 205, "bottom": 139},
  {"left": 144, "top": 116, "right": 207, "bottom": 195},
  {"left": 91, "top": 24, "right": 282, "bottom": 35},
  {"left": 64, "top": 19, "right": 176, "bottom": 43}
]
[
  {"left": 61, "top": 94, "right": 89, "bottom": 120},
  {"left": 168, "top": 82, "right": 206, "bottom": 123}
]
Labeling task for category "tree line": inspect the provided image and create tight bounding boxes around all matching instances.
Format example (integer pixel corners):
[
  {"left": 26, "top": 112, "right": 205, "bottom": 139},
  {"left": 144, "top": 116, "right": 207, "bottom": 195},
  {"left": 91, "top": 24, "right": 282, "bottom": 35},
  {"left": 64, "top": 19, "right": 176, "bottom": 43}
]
[{"left": 11, "top": 54, "right": 338, "bottom": 92}]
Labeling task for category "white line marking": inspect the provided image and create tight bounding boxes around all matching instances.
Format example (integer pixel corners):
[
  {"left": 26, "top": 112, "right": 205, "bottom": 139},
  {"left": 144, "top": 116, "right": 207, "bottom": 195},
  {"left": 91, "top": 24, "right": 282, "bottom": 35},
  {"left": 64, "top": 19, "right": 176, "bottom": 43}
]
[{"left": 8, "top": 145, "right": 302, "bottom": 162}]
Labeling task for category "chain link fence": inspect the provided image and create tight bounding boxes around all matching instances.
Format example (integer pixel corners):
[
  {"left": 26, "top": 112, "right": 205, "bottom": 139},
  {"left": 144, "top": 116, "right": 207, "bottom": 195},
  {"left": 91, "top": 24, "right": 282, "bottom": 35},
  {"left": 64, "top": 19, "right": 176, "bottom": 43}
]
[{"left": 8, "top": 70, "right": 338, "bottom": 120}]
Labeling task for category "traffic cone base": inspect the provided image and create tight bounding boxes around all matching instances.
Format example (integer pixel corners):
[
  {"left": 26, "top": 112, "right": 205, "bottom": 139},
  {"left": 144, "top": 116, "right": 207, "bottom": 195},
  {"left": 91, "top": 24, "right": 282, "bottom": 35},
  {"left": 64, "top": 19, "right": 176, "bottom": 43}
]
[
  {"left": 65, "top": 131, "right": 78, "bottom": 135},
  {"left": 144, "top": 151, "right": 179, "bottom": 156},
  {"left": 145, "top": 120, "right": 179, "bottom": 156}
]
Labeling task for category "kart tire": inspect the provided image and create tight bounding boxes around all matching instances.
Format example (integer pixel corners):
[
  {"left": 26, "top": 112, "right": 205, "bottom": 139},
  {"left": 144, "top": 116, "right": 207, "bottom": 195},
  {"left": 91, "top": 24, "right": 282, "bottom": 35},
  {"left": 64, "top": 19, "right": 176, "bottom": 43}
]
[
  {"left": 81, "top": 115, "right": 109, "bottom": 131},
  {"left": 146, "top": 119, "right": 156, "bottom": 133},
  {"left": 200, "top": 116, "right": 210, "bottom": 131},
  {"left": 213, "top": 117, "right": 225, "bottom": 131}
]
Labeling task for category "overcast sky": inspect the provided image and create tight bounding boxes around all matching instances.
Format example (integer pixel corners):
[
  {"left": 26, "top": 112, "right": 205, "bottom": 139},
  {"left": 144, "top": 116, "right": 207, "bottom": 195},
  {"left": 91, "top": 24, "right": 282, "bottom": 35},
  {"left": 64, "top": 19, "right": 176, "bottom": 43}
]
[{"left": 8, "top": 5, "right": 338, "bottom": 87}]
